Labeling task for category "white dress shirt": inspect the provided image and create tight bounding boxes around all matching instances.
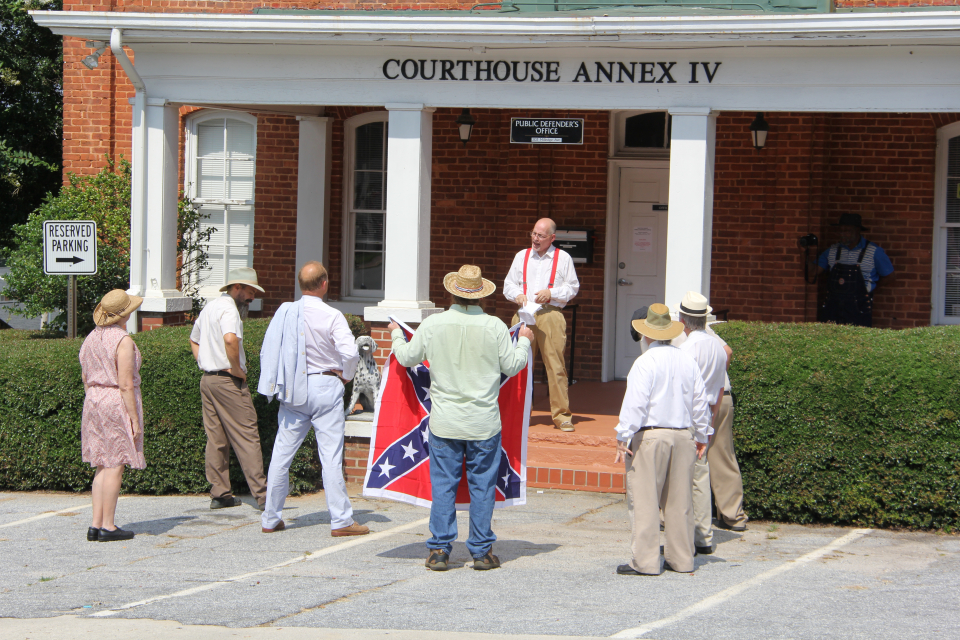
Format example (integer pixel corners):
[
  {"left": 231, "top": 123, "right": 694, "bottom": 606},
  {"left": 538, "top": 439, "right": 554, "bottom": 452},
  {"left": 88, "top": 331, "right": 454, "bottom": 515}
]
[
  {"left": 190, "top": 294, "right": 245, "bottom": 373},
  {"left": 616, "top": 343, "right": 713, "bottom": 445},
  {"left": 642, "top": 321, "right": 731, "bottom": 391},
  {"left": 678, "top": 330, "right": 728, "bottom": 406},
  {"left": 302, "top": 295, "right": 360, "bottom": 381},
  {"left": 503, "top": 245, "right": 580, "bottom": 308}
]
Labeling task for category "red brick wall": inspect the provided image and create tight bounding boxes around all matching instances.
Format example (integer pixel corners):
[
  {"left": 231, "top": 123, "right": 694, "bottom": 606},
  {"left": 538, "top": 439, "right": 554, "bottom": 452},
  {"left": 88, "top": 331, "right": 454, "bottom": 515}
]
[{"left": 711, "top": 112, "right": 960, "bottom": 330}]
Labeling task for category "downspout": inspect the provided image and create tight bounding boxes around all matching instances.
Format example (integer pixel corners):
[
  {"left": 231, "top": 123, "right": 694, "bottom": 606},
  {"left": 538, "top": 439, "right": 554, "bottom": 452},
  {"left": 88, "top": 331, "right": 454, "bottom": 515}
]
[{"left": 110, "top": 28, "right": 147, "bottom": 332}]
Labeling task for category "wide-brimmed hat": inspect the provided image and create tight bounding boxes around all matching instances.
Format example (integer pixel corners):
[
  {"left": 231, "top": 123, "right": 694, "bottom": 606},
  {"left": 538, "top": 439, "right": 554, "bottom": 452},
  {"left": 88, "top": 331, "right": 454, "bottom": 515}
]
[
  {"left": 443, "top": 265, "right": 496, "bottom": 299},
  {"left": 673, "top": 291, "right": 713, "bottom": 318},
  {"left": 219, "top": 267, "right": 265, "bottom": 293},
  {"left": 93, "top": 289, "right": 143, "bottom": 327},
  {"left": 831, "top": 213, "right": 868, "bottom": 231},
  {"left": 631, "top": 303, "right": 684, "bottom": 341}
]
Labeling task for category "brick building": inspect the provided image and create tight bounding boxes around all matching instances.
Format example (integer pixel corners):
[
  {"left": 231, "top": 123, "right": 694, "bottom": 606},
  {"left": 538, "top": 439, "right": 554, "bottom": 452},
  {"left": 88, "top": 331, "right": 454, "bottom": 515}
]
[{"left": 30, "top": 3, "right": 960, "bottom": 487}]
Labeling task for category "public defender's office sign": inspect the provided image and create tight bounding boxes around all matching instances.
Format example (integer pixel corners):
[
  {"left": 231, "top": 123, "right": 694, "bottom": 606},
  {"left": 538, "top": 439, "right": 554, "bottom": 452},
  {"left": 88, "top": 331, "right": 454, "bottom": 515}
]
[
  {"left": 43, "top": 220, "right": 98, "bottom": 275},
  {"left": 511, "top": 118, "right": 584, "bottom": 145}
]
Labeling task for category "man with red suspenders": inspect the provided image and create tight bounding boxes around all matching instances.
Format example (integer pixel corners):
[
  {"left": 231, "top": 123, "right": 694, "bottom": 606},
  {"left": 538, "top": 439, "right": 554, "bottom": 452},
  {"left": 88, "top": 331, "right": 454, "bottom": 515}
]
[{"left": 504, "top": 218, "right": 581, "bottom": 432}]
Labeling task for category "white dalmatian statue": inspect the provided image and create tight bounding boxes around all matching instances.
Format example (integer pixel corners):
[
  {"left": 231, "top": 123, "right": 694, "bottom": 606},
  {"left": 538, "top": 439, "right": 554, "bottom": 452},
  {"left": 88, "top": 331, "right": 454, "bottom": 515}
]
[{"left": 346, "top": 335, "right": 381, "bottom": 416}]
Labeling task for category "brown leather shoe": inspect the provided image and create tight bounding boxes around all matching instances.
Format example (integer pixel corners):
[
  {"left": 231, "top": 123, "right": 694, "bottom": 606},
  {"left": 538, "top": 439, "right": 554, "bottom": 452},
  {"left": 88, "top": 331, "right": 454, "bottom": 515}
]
[
  {"left": 262, "top": 520, "right": 285, "bottom": 533},
  {"left": 331, "top": 522, "right": 370, "bottom": 537}
]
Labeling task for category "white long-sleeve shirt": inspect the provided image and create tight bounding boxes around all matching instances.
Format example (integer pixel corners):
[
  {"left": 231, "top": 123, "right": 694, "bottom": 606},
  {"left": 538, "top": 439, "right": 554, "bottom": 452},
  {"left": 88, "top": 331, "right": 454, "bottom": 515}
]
[
  {"left": 303, "top": 295, "right": 360, "bottom": 381},
  {"left": 615, "top": 343, "right": 713, "bottom": 445},
  {"left": 503, "top": 245, "right": 580, "bottom": 308},
  {"left": 678, "top": 330, "right": 728, "bottom": 406}
]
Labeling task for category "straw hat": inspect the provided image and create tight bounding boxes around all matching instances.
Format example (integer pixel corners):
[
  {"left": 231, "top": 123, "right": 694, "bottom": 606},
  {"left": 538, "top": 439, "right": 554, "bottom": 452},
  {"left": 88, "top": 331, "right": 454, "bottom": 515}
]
[
  {"left": 672, "top": 291, "right": 713, "bottom": 318},
  {"left": 631, "top": 303, "right": 684, "bottom": 341},
  {"left": 442, "top": 265, "right": 496, "bottom": 299},
  {"left": 93, "top": 289, "right": 143, "bottom": 327},
  {"left": 219, "top": 267, "right": 265, "bottom": 293}
]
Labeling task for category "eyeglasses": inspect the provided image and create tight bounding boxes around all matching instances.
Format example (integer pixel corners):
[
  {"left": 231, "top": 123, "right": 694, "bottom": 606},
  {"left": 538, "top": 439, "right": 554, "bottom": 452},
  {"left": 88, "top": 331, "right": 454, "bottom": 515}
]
[{"left": 530, "top": 232, "right": 552, "bottom": 240}]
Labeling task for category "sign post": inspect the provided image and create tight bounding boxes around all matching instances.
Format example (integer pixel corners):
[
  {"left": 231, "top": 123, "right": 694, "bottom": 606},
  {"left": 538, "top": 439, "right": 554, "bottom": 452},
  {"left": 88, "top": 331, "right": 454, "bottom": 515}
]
[{"left": 42, "top": 220, "right": 98, "bottom": 339}]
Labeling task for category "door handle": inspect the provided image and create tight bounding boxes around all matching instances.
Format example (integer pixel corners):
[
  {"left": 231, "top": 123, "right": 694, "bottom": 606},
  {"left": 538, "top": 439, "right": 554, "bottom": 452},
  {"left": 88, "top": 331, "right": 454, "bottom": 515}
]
[{"left": 617, "top": 278, "right": 633, "bottom": 286}]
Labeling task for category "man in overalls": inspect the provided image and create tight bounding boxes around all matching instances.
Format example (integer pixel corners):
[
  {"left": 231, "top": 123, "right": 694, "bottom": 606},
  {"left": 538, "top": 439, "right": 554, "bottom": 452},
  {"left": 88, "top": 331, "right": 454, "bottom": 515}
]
[{"left": 816, "top": 213, "right": 894, "bottom": 327}]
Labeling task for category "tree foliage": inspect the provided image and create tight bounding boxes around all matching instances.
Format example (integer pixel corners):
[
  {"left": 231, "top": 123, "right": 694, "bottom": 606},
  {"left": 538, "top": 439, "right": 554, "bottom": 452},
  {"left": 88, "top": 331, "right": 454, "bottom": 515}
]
[
  {"left": 1, "top": 0, "right": 63, "bottom": 247},
  {"left": 1, "top": 157, "right": 131, "bottom": 334}
]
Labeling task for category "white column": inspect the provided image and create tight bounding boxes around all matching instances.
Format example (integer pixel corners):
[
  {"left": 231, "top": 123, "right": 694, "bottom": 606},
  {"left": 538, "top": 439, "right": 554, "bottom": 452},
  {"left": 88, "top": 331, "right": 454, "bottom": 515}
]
[
  {"left": 130, "top": 99, "right": 192, "bottom": 330},
  {"left": 664, "top": 107, "right": 717, "bottom": 307},
  {"left": 125, "top": 93, "right": 146, "bottom": 333},
  {"left": 294, "top": 116, "right": 333, "bottom": 299},
  {"left": 365, "top": 104, "right": 441, "bottom": 323}
]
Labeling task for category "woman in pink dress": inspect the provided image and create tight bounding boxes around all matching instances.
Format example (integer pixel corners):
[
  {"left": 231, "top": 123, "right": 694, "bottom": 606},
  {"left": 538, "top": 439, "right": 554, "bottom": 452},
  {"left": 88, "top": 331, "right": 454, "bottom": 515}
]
[{"left": 79, "top": 290, "right": 145, "bottom": 542}]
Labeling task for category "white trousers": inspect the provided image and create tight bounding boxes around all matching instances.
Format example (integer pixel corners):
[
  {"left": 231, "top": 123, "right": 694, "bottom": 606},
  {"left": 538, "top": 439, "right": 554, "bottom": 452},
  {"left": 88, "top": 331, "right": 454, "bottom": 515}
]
[{"left": 262, "top": 374, "right": 354, "bottom": 531}]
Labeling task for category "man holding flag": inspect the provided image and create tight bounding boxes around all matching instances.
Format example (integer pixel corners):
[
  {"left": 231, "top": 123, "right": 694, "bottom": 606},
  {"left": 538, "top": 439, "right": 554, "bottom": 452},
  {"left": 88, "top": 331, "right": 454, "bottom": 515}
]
[{"left": 388, "top": 265, "right": 533, "bottom": 571}]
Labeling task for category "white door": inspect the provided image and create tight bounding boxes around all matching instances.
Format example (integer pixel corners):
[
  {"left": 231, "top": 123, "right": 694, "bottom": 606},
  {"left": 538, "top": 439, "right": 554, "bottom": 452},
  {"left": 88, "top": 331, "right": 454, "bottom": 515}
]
[{"left": 614, "top": 166, "right": 669, "bottom": 379}]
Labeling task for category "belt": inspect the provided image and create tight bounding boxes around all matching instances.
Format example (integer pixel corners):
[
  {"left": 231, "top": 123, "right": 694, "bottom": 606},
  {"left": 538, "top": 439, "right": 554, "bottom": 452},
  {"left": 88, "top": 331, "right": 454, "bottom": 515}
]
[
  {"left": 639, "top": 426, "right": 680, "bottom": 431},
  {"left": 204, "top": 370, "right": 242, "bottom": 380},
  {"left": 321, "top": 371, "right": 342, "bottom": 379}
]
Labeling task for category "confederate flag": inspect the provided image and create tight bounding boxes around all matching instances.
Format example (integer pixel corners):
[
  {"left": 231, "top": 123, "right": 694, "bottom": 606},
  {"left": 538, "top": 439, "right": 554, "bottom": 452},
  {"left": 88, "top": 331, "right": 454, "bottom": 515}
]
[{"left": 362, "top": 317, "right": 533, "bottom": 509}]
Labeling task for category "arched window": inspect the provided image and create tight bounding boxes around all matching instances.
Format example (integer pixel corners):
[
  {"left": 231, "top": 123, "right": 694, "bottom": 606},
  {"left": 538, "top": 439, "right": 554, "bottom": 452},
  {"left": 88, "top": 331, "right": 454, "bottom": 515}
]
[
  {"left": 934, "top": 122, "right": 960, "bottom": 325},
  {"left": 343, "top": 112, "right": 388, "bottom": 298},
  {"left": 184, "top": 111, "right": 257, "bottom": 296}
]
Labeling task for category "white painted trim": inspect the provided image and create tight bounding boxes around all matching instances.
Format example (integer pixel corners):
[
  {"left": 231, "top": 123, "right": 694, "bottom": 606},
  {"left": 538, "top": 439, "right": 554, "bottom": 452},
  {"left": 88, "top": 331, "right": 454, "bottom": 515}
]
[
  {"left": 30, "top": 11, "right": 960, "bottom": 45},
  {"left": 363, "top": 306, "right": 443, "bottom": 324},
  {"left": 603, "top": 157, "right": 671, "bottom": 382},
  {"left": 932, "top": 120, "right": 960, "bottom": 325},
  {"left": 342, "top": 110, "right": 390, "bottom": 299},
  {"left": 327, "top": 298, "right": 372, "bottom": 317}
]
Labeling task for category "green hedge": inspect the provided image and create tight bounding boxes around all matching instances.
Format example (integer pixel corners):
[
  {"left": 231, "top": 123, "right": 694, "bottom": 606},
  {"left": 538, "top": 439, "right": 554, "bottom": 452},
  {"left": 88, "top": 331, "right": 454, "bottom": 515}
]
[
  {"left": 713, "top": 321, "right": 960, "bottom": 529},
  {"left": 2, "top": 319, "right": 958, "bottom": 528},
  {"left": 0, "top": 319, "right": 351, "bottom": 495}
]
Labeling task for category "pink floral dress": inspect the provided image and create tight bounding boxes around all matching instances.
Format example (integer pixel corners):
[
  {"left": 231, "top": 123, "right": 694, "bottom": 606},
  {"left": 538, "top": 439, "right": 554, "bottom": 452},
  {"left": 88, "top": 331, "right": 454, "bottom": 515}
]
[{"left": 79, "top": 324, "right": 146, "bottom": 469}]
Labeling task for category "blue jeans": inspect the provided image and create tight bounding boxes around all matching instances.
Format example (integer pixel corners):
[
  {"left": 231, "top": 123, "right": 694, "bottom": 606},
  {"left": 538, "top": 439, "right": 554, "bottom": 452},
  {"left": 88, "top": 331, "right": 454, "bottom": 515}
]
[{"left": 427, "top": 432, "right": 501, "bottom": 559}]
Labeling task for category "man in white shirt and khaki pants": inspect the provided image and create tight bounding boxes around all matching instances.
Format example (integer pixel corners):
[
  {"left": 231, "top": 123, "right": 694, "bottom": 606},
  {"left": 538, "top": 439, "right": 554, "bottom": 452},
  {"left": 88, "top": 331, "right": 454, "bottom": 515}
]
[
  {"left": 615, "top": 304, "right": 712, "bottom": 575},
  {"left": 676, "top": 291, "right": 729, "bottom": 556},
  {"left": 504, "top": 218, "right": 580, "bottom": 432},
  {"left": 190, "top": 267, "right": 268, "bottom": 510}
]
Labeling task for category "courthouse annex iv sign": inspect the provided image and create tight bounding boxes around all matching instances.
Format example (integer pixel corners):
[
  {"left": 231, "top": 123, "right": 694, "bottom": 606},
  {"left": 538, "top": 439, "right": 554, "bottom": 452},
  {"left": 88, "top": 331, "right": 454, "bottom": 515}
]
[{"left": 382, "top": 59, "right": 722, "bottom": 84}]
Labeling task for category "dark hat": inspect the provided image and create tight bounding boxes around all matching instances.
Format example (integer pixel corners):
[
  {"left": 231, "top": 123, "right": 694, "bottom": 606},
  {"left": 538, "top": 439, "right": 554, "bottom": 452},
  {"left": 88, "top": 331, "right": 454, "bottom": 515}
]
[
  {"left": 831, "top": 213, "right": 868, "bottom": 231},
  {"left": 630, "top": 306, "right": 649, "bottom": 343}
]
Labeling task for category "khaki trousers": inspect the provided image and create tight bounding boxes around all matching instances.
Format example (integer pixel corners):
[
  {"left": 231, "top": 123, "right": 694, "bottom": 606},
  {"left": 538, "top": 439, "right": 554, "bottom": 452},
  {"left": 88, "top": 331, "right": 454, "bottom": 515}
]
[
  {"left": 200, "top": 374, "right": 267, "bottom": 505},
  {"left": 626, "top": 428, "right": 697, "bottom": 574},
  {"left": 707, "top": 394, "right": 748, "bottom": 527},
  {"left": 511, "top": 307, "right": 571, "bottom": 427},
  {"left": 692, "top": 437, "right": 713, "bottom": 547}
]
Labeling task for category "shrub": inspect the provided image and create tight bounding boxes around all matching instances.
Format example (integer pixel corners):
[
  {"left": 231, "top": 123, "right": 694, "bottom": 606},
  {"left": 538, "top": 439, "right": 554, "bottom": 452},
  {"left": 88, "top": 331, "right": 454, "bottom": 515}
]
[
  {"left": 0, "top": 314, "right": 367, "bottom": 496},
  {"left": 713, "top": 321, "right": 960, "bottom": 529}
]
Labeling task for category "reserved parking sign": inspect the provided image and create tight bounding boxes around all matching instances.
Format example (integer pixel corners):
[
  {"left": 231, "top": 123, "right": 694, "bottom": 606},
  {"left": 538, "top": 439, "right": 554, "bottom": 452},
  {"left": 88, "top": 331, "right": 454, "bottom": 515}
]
[{"left": 43, "top": 220, "right": 98, "bottom": 275}]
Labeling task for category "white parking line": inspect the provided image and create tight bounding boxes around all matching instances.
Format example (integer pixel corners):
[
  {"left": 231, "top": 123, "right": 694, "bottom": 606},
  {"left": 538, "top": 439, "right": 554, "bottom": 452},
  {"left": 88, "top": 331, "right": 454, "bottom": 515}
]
[
  {"left": 90, "top": 516, "right": 431, "bottom": 618},
  {"left": 0, "top": 498, "right": 129, "bottom": 529},
  {"left": 610, "top": 528, "right": 872, "bottom": 639}
]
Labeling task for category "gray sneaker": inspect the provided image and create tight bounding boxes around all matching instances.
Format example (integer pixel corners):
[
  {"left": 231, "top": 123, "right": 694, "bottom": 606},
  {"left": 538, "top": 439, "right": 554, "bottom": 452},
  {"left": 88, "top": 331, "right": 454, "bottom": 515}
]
[
  {"left": 473, "top": 552, "right": 501, "bottom": 571},
  {"left": 425, "top": 549, "right": 450, "bottom": 571}
]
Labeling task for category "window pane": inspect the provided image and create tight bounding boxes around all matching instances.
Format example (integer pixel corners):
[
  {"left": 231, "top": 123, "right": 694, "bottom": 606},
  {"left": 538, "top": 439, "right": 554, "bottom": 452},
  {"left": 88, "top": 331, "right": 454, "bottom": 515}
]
[
  {"left": 200, "top": 250, "right": 225, "bottom": 288},
  {"left": 946, "top": 228, "right": 960, "bottom": 317},
  {"left": 625, "top": 112, "right": 667, "bottom": 148},
  {"left": 948, "top": 137, "right": 960, "bottom": 224},
  {"left": 354, "top": 171, "right": 384, "bottom": 211},
  {"left": 200, "top": 205, "right": 225, "bottom": 246},
  {"left": 353, "top": 252, "right": 383, "bottom": 291},
  {"left": 227, "top": 205, "right": 254, "bottom": 246},
  {"left": 355, "top": 122, "right": 385, "bottom": 171},
  {"left": 228, "top": 245, "right": 253, "bottom": 273},
  {"left": 355, "top": 212, "right": 384, "bottom": 251}
]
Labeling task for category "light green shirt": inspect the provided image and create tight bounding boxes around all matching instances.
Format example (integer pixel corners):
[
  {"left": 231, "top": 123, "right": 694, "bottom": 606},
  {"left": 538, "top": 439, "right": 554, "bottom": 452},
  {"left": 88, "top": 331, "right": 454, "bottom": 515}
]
[{"left": 391, "top": 305, "right": 531, "bottom": 441}]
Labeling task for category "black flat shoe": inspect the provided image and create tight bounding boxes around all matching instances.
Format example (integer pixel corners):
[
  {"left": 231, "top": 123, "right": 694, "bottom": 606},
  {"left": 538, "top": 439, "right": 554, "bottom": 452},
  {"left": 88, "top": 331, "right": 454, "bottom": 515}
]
[
  {"left": 87, "top": 527, "right": 99, "bottom": 541},
  {"left": 210, "top": 496, "right": 242, "bottom": 510},
  {"left": 98, "top": 527, "right": 135, "bottom": 542},
  {"left": 617, "top": 564, "right": 657, "bottom": 576},
  {"left": 696, "top": 545, "right": 714, "bottom": 555}
]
